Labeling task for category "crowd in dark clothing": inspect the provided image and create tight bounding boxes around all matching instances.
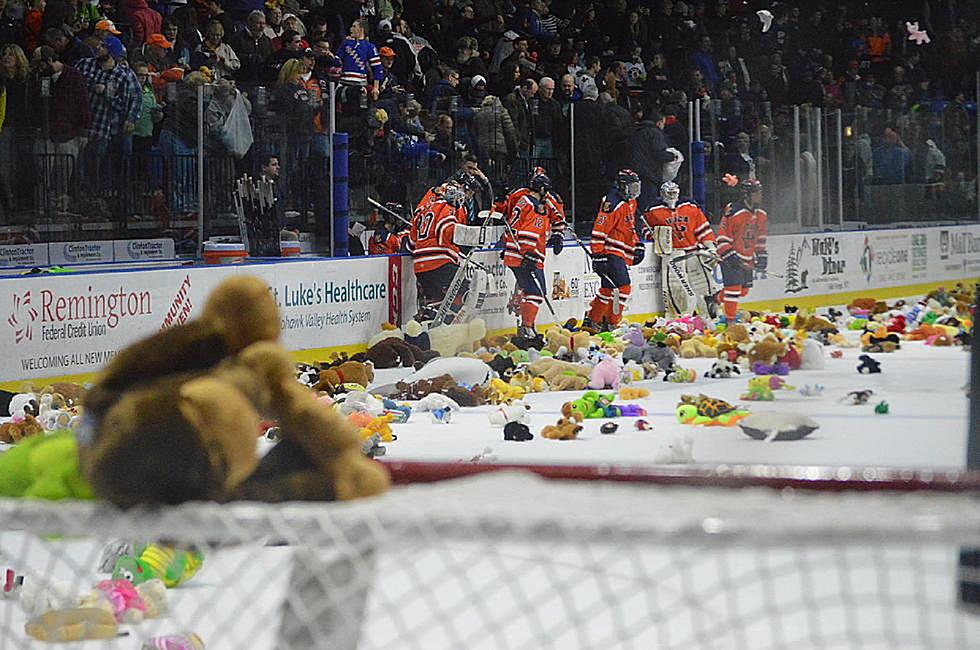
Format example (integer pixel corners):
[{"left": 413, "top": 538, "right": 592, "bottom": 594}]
[{"left": 0, "top": 0, "right": 977, "bottom": 231}]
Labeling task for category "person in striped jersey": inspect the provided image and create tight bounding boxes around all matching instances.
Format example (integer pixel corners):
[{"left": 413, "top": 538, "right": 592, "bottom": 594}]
[
  {"left": 582, "top": 169, "right": 645, "bottom": 332},
  {"left": 642, "top": 181, "right": 718, "bottom": 317},
  {"left": 501, "top": 171, "right": 555, "bottom": 339},
  {"left": 406, "top": 181, "right": 468, "bottom": 320},
  {"left": 716, "top": 178, "right": 768, "bottom": 324}
]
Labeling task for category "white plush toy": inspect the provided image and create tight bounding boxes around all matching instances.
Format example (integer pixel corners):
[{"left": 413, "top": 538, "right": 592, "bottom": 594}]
[
  {"left": 421, "top": 318, "right": 487, "bottom": 357},
  {"left": 402, "top": 357, "right": 493, "bottom": 388},
  {"left": 654, "top": 436, "right": 695, "bottom": 464},
  {"left": 487, "top": 400, "right": 530, "bottom": 427},
  {"left": 336, "top": 391, "right": 386, "bottom": 416},
  {"left": 800, "top": 338, "right": 825, "bottom": 370},
  {"left": 17, "top": 575, "right": 82, "bottom": 616},
  {"left": 414, "top": 393, "right": 461, "bottom": 412},
  {"left": 8, "top": 393, "right": 38, "bottom": 417}
]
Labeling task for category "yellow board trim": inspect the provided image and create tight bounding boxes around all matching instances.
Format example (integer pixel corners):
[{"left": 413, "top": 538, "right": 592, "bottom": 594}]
[{"left": 2, "top": 276, "right": 974, "bottom": 393}]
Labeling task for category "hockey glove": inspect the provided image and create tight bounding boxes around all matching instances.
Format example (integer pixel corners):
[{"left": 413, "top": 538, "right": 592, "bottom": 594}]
[
  {"left": 632, "top": 245, "right": 646, "bottom": 266},
  {"left": 519, "top": 255, "right": 538, "bottom": 271},
  {"left": 548, "top": 233, "right": 564, "bottom": 255}
]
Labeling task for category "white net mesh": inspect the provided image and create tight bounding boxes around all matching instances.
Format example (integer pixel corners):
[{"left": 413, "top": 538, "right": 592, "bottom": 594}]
[{"left": 1, "top": 471, "right": 979, "bottom": 650}]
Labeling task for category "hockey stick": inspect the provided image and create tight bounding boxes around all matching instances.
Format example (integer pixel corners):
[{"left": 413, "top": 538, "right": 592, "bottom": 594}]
[{"left": 367, "top": 197, "right": 412, "bottom": 227}]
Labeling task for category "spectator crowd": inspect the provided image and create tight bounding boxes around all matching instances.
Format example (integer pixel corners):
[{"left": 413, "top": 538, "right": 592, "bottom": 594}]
[{"left": 0, "top": 0, "right": 977, "bottom": 239}]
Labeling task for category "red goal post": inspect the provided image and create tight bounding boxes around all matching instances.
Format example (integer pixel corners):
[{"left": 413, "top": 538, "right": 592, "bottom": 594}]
[{"left": 0, "top": 461, "right": 978, "bottom": 650}]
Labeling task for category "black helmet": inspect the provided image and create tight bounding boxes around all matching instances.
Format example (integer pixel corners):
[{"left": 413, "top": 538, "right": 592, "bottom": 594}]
[
  {"left": 528, "top": 168, "right": 552, "bottom": 195},
  {"left": 740, "top": 178, "right": 763, "bottom": 198},
  {"left": 615, "top": 168, "right": 641, "bottom": 200}
]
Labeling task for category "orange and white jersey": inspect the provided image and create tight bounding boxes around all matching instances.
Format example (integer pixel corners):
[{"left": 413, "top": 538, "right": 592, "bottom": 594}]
[
  {"left": 717, "top": 201, "right": 768, "bottom": 266},
  {"left": 502, "top": 194, "right": 549, "bottom": 269},
  {"left": 590, "top": 191, "right": 640, "bottom": 264},
  {"left": 409, "top": 199, "right": 462, "bottom": 273},
  {"left": 642, "top": 200, "right": 715, "bottom": 252},
  {"left": 498, "top": 188, "right": 566, "bottom": 237}
]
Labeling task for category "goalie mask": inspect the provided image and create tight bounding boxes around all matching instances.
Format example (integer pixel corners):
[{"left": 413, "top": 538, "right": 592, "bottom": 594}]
[
  {"left": 441, "top": 181, "right": 467, "bottom": 208},
  {"left": 615, "top": 169, "right": 641, "bottom": 200},
  {"left": 660, "top": 181, "right": 680, "bottom": 209}
]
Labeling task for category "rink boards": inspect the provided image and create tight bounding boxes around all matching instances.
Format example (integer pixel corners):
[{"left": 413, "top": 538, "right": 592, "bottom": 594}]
[{"left": 0, "top": 224, "right": 978, "bottom": 386}]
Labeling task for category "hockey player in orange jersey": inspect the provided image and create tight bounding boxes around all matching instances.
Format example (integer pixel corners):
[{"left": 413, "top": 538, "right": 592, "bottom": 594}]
[
  {"left": 501, "top": 171, "right": 557, "bottom": 340},
  {"left": 582, "top": 169, "right": 646, "bottom": 332},
  {"left": 406, "top": 181, "right": 469, "bottom": 320},
  {"left": 716, "top": 178, "right": 768, "bottom": 323},
  {"left": 641, "top": 181, "right": 719, "bottom": 318},
  {"left": 500, "top": 168, "right": 567, "bottom": 330}
]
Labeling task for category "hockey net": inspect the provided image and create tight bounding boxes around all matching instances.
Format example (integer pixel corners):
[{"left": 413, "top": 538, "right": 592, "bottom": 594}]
[{"left": 1, "top": 462, "right": 979, "bottom": 650}]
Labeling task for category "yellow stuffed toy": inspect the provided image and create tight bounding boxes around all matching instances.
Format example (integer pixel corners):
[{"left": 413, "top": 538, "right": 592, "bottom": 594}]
[
  {"left": 485, "top": 378, "right": 526, "bottom": 405},
  {"left": 80, "top": 275, "right": 389, "bottom": 507}
]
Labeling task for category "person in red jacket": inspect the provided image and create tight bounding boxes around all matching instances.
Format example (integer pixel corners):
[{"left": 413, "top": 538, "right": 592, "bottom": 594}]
[
  {"left": 501, "top": 172, "right": 552, "bottom": 339},
  {"left": 582, "top": 169, "right": 645, "bottom": 331},
  {"left": 641, "top": 181, "right": 718, "bottom": 317},
  {"left": 716, "top": 178, "right": 768, "bottom": 323},
  {"left": 406, "top": 181, "right": 468, "bottom": 320}
]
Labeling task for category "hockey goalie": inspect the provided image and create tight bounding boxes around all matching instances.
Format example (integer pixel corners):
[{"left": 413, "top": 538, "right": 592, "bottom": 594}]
[{"left": 641, "top": 181, "right": 719, "bottom": 319}]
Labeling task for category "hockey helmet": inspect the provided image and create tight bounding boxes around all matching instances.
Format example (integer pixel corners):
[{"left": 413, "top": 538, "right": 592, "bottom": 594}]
[
  {"left": 740, "top": 178, "right": 763, "bottom": 200},
  {"left": 442, "top": 181, "right": 467, "bottom": 208},
  {"left": 528, "top": 169, "right": 552, "bottom": 195},
  {"left": 660, "top": 181, "right": 680, "bottom": 208},
  {"left": 615, "top": 168, "right": 641, "bottom": 200}
]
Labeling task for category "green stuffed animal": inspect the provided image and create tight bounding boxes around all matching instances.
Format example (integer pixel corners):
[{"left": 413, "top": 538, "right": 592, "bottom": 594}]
[
  {"left": 0, "top": 431, "right": 94, "bottom": 500},
  {"left": 112, "top": 544, "right": 204, "bottom": 588},
  {"left": 569, "top": 391, "right": 615, "bottom": 419}
]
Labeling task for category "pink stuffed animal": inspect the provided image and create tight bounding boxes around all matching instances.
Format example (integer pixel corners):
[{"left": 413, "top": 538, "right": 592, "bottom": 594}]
[
  {"left": 588, "top": 357, "right": 621, "bottom": 390},
  {"left": 92, "top": 579, "right": 146, "bottom": 623}
]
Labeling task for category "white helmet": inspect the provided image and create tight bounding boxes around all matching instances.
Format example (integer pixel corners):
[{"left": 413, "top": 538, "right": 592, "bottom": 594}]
[{"left": 660, "top": 181, "right": 680, "bottom": 209}]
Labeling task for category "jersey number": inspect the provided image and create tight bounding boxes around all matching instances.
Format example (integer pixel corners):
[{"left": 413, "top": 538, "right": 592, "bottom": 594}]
[{"left": 416, "top": 212, "right": 435, "bottom": 239}]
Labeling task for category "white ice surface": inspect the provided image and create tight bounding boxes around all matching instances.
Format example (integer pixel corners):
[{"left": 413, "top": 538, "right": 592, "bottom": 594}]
[{"left": 372, "top": 340, "right": 970, "bottom": 470}]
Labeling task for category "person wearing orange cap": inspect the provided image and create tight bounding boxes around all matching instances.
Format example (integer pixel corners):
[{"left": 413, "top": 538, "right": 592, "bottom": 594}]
[
  {"left": 130, "top": 33, "right": 178, "bottom": 99},
  {"left": 94, "top": 19, "right": 122, "bottom": 39},
  {"left": 377, "top": 46, "right": 403, "bottom": 97}
]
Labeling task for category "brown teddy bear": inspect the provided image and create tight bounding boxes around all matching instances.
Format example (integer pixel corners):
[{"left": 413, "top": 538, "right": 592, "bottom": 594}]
[
  {"left": 359, "top": 337, "right": 438, "bottom": 370},
  {"left": 543, "top": 326, "right": 591, "bottom": 355},
  {"left": 847, "top": 298, "right": 877, "bottom": 313},
  {"left": 793, "top": 314, "right": 839, "bottom": 333},
  {"left": 0, "top": 414, "right": 44, "bottom": 443},
  {"left": 394, "top": 374, "right": 484, "bottom": 407},
  {"left": 315, "top": 360, "right": 375, "bottom": 393},
  {"left": 80, "top": 275, "right": 389, "bottom": 507},
  {"left": 541, "top": 403, "right": 584, "bottom": 440},
  {"left": 746, "top": 336, "right": 787, "bottom": 366},
  {"left": 526, "top": 358, "right": 591, "bottom": 391}
]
